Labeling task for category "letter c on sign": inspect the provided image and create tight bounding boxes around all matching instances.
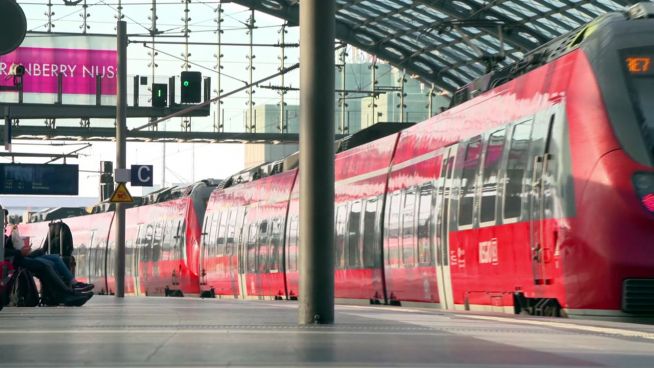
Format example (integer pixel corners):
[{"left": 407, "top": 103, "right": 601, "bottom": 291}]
[{"left": 138, "top": 166, "right": 151, "bottom": 183}]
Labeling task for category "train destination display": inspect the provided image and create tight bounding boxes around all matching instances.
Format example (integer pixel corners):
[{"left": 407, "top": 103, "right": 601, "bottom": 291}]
[{"left": 0, "top": 163, "right": 79, "bottom": 195}]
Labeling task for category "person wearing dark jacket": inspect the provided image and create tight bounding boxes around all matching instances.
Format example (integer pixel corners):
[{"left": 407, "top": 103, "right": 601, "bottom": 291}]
[{"left": 3, "top": 211, "right": 92, "bottom": 306}]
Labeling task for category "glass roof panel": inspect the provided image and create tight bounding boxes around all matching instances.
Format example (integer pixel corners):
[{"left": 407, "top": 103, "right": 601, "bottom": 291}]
[
  {"left": 407, "top": 8, "right": 439, "bottom": 24},
  {"left": 237, "top": 0, "right": 634, "bottom": 91},
  {"left": 503, "top": 1, "right": 538, "bottom": 17},
  {"left": 359, "top": 1, "right": 390, "bottom": 15}
]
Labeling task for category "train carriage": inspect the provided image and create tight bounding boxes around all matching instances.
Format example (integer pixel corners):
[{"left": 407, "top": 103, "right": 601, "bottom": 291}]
[
  {"left": 19, "top": 180, "right": 216, "bottom": 297},
  {"left": 200, "top": 163, "right": 296, "bottom": 299}
]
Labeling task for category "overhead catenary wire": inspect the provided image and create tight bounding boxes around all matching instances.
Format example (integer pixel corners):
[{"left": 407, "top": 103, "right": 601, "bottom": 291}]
[{"left": 139, "top": 43, "right": 248, "bottom": 84}]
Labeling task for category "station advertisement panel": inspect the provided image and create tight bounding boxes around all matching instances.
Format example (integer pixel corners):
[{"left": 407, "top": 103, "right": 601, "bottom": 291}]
[{"left": 0, "top": 33, "right": 117, "bottom": 105}]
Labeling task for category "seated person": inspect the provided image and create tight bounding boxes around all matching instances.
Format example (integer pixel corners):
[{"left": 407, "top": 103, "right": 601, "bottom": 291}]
[
  {"left": 3, "top": 210, "right": 93, "bottom": 306},
  {"left": 35, "top": 254, "right": 94, "bottom": 292}
]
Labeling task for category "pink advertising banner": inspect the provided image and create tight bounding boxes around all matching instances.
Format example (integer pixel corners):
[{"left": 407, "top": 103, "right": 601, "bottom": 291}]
[{"left": 0, "top": 38, "right": 117, "bottom": 96}]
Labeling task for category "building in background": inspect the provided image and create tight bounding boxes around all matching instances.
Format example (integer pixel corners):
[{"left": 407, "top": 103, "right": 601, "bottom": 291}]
[
  {"left": 244, "top": 104, "right": 300, "bottom": 169},
  {"left": 245, "top": 62, "right": 450, "bottom": 167}
]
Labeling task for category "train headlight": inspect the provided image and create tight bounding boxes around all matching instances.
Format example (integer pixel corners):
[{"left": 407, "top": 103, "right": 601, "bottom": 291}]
[{"left": 633, "top": 172, "right": 654, "bottom": 213}]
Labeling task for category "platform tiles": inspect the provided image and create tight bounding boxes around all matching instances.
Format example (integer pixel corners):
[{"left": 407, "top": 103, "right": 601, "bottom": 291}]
[{"left": 0, "top": 296, "right": 653, "bottom": 367}]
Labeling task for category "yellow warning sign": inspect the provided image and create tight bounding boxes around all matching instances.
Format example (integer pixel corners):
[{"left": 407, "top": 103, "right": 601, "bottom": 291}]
[{"left": 110, "top": 182, "right": 134, "bottom": 203}]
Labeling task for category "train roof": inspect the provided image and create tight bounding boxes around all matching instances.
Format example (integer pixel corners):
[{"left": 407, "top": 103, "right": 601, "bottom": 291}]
[
  {"left": 448, "top": 2, "right": 654, "bottom": 109},
  {"left": 27, "top": 207, "right": 89, "bottom": 223},
  {"left": 25, "top": 179, "right": 221, "bottom": 223},
  {"left": 219, "top": 122, "right": 412, "bottom": 190}
]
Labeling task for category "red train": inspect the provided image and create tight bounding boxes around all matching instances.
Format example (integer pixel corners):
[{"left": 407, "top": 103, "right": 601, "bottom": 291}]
[{"left": 19, "top": 5, "right": 654, "bottom": 318}]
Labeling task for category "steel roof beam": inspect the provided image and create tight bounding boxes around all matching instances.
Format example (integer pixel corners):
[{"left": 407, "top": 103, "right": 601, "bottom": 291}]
[{"left": 414, "top": 0, "right": 546, "bottom": 48}]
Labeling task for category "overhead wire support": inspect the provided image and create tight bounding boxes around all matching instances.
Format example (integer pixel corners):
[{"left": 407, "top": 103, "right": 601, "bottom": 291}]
[
  {"left": 45, "top": 0, "right": 54, "bottom": 32},
  {"left": 213, "top": 1, "right": 224, "bottom": 133},
  {"left": 132, "top": 63, "right": 300, "bottom": 132},
  {"left": 45, "top": 143, "right": 92, "bottom": 164},
  {"left": 80, "top": 0, "right": 90, "bottom": 34},
  {"left": 278, "top": 23, "right": 287, "bottom": 134},
  {"left": 246, "top": 9, "right": 256, "bottom": 133},
  {"left": 339, "top": 47, "right": 348, "bottom": 135},
  {"left": 139, "top": 43, "right": 247, "bottom": 84},
  {"left": 116, "top": 0, "right": 123, "bottom": 23}
]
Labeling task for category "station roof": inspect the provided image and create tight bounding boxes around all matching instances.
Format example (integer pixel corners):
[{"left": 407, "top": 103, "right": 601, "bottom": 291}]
[{"left": 229, "top": 0, "right": 636, "bottom": 92}]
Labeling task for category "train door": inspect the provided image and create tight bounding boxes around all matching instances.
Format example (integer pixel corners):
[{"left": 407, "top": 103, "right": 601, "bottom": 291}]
[
  {"left": 434, "top": 145, "right": 457, "bottom": 309},
  {"left": 133, "top": 225, "right": 142, "bottom": 295},
  {"left": 238, "top": 216, "right": 252, "bottom": 299},
  {"left": 232, "top": 207, "right": 246, "bottom": 297},
  {"left": 199, "top": 214, "right": 212, "bottom": 290},
  {"left": 528, "top": 113, "right": 555, "bottom": 285}
]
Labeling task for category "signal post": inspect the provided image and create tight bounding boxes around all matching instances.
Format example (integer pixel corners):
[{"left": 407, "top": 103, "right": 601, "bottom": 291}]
[{"left": 115, "top": 20, "right": 127, "bottom": 298}]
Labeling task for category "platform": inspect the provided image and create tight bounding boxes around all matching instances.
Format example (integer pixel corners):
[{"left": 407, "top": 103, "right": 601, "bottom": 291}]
[{"left": 1, "top": 296, "right": 653, "bottom": 367}]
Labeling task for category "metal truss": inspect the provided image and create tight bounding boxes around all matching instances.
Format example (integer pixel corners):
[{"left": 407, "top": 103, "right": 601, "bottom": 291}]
[{"left": 228, "top": 0, "right": 631, "bottom": 92}]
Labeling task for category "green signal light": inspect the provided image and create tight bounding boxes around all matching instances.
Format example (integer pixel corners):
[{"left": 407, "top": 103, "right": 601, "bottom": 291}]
[
  {"left": 183, "top": 80, "right": 190, "bottom": 87},
  {"left": 157, "top": 90, "right": 162, "bottom": 97}
]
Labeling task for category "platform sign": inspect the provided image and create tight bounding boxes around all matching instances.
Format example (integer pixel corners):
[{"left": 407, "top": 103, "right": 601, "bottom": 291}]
[
  {"left": 0, "top": 163, "right": 78, "bottom": 195},
  {"left": 130, "top": 165, "right": 153, "bottom": 187},
  {"left": 110, "top": 182, "right": 133, "bottom": 203},
  {"left": 0, "top": 33, "right": 117, "bottom": 105}
]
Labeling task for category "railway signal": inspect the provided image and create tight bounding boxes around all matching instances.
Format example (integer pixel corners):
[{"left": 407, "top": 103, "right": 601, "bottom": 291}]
[
  {"left": 180, "top": 71, "right": 202, "bottom": 103},
  {"left": 152, "top": 83, "right": 168, "bottom": 107}
]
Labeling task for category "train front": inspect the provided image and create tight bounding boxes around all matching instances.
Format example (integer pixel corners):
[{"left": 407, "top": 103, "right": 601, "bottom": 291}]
[{"left": 567, "top": 4, "right": 654, "bottom": 317}]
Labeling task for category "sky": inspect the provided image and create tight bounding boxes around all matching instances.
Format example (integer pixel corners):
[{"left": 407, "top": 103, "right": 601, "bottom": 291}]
[{"left": 3, "top": 0, "right": 309, "bottom": 198}]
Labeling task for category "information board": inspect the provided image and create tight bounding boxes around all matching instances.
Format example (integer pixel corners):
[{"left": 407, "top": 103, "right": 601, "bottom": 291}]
[{"left": 0, "top": 164, "right": 79, "bottom": 195}]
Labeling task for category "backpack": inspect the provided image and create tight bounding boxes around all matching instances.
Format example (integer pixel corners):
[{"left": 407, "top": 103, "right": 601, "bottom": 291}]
[
  {"left": 5, "top": 269, "right": 40, "bottom": 307},
  {"left": 46, "top": 222, "right": 74, "bottom": 257}
]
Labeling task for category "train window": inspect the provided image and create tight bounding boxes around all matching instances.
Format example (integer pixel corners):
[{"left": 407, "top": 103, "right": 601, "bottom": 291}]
[
  {"left": 504, "top": 121, "right": 532, "bottom": 219},
  {"left": 144, "top": 224, "right": 154, "bottom": 262},
  {"left": 417, "top": 183, "right": 434, "bottom": 265},
  {"left": 226, "top": 210, "right": 237, "bottom": 259},
  {"left": 401, "top": 188, "right": 417, "bottom": 266},
  {"left": 175, "top": 220, "right": 184, "bottom": 261},
  {"left": 246, "top": 222, "right": 258, "bottom": 273},
  {"left": 202, "top": 214, "right": 213, "bottom": 255},
  {"left": 362, "top": 197, "right": 379, "bottom": 268},
  {"left": 480, "top": 129, "right": 507, "bottom": 223},
  {"left": 88, "top": 243, "right": 96, "bottom": 278},
  {"left": 258, "top": 220, "right": 269, "bottom": 273},
  {"left": 153, "top": 222, "right": 164, "bottom": 262},
  {"left": 232, "top": 207, "right": 246, "bottom": 256},
  {"left": 347, "top": 201, "right": 362, "bottom": 268},
  {"left": 159, "top": 221, "right": 169, "bottom": 261},
  {"left": 335, "top": 205, "right": 347, "bottom": 269},
  {"left": 76, "top": 243, "right": 87, "bottom": 280},
  {"left": 166, "top": 221, "right": 174, "bottom": 261},
  {"left": 459, "top": 136, "right": 482, "bottom": 227},
  {"left": 216, "top": 211, "right": 227, "bottom": 256},
  {"left": 210, "top": 214, "right": 220, "bottom": 257},
  {"left": 269, "top": 218, "right": 282, "bottom": 272},
  {"left": 218, "top": 211, "right": 230, "bottom": 258},
  {"left": 106, "top": 243, "right": 114, "bottom": 277},
  {"left": 166, "top": 221, "right": 177, "bottom": 261},
  {"left": 287, "top": 215, "right": 299, "bottom": 271},
  {"left": 387, "top": 191, "right": 401, "bottom": 267}
]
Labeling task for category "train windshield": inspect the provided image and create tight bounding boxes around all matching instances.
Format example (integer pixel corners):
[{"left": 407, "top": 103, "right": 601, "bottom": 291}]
[{"left": 623, "top": 51, "right": 654, "bottom": 155}]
